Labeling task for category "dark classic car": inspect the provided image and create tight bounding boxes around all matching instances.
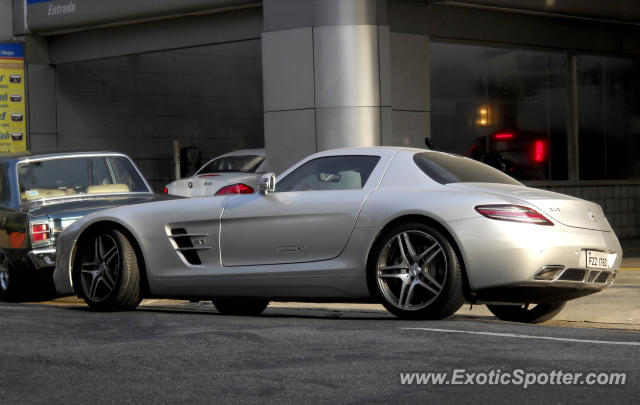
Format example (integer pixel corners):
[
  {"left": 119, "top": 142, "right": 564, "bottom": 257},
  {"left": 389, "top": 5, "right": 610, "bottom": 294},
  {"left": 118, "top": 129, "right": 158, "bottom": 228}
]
[{"left": 0, "top": 151, "right": 168, "bottom": 300}]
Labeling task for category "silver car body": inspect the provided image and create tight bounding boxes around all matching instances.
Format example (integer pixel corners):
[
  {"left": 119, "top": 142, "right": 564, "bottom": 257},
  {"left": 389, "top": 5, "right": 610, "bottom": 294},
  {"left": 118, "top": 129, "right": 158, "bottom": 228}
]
[
  {"left": 53, "top": 147, "right": 622, "bottom": 303},
  {"left": 165, "top": 148, "right": 265, "bottom": 197}
]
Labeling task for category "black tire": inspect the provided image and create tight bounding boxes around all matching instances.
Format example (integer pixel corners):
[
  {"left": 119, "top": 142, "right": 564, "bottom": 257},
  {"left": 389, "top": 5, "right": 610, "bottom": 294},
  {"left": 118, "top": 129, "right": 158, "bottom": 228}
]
[
  {"left": 0, "top": 254, "right": 21, "bottom": 302},
  {"left": 77, "top": 228, "right": 141, "bottom": 311},
  {"left": 368, "top": 222, "right": 464, "bottom": 320},
  {"left": 212, "top": 298, "right": 270, "bottom": 316},
  {"left": 487, "top": 302, "right": 566, "bottom": 324}
]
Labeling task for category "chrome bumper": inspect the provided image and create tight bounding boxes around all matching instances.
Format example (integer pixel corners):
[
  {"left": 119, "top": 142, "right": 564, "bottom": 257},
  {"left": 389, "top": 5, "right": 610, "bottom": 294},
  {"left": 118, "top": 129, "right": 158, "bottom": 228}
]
[{"left": 28, "top": 248, "right": 57, "bottom": 270}]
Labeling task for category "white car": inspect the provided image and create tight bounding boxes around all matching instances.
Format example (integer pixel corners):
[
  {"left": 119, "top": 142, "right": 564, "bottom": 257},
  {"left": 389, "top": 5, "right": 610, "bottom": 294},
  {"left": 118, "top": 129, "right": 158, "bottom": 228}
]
[{"left": 165, "top": 149, "right": 266, "bottom": 197}]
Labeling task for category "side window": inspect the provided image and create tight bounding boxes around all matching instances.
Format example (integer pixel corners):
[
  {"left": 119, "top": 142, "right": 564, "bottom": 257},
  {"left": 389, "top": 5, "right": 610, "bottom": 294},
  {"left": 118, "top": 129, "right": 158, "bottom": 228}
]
[
  {"left": 277, "top": 155, "right": 380, "bottom": 192},
  {"left": 89, "top": 157, "right": 112, "bottom": 186},
  {"left": 107, "top": 157, "right": 149, "bottom": 192}
]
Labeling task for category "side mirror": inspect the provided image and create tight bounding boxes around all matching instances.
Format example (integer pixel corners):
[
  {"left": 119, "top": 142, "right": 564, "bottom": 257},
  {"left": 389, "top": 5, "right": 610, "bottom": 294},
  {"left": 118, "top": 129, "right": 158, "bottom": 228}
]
[{"left": 259, "top": 173, "right": 276, "bottom": 194}]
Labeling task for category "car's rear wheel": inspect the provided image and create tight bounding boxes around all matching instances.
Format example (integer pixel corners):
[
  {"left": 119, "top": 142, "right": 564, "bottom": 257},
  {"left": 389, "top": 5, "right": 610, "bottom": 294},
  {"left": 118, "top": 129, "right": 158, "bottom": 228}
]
[
  {"left": 0, "top": 255, "right": 19, "bottom": 302},
  {"left": 212, "top": 298, "right": 269, "bottom": 316},
  {"left": 369, "top": 222, "right": 464, "bottom": 320},
  {"left": 78, "top": 228, "right": 141, "bottom": 311},
  {"left": 487, "top": 302, "right": 566, "bottom": 323}
]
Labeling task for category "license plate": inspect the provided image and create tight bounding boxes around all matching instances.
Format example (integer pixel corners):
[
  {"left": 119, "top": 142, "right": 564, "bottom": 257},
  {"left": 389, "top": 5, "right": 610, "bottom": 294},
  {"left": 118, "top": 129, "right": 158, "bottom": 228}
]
[{"left": 586, "top": 250, "right": 608, "bottom": 269}]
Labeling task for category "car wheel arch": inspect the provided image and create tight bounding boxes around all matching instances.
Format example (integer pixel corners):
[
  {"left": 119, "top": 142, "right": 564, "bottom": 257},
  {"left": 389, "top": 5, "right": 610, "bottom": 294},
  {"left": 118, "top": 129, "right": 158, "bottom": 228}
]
[
  {"left": 71, "top": 221, "right": 150, "bottom": 298},
  {"left": 365, "top": 214, "right": 472, "bottom": 301}
]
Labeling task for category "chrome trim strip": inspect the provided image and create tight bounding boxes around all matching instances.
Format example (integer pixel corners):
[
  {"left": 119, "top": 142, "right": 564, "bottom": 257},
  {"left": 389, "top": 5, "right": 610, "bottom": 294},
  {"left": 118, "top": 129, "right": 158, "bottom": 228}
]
[
  {"left": 533, "top": 265, "right": 565, "bottom": 281},
  {"left": 27, "top": 248, "right": 57, "bottom": 270},
  {"left": 169, "top": 233, "right": 209, "bottom": 238},
  {"left": 175, "top": 246, "right": 211, "bottom": 251}
]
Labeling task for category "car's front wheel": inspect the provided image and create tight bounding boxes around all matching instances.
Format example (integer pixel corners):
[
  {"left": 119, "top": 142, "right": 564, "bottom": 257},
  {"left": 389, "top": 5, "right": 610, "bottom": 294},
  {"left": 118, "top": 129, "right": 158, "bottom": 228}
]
[
  {"left": 212, "top": 298, "right": 270, "bottom": 316},
  {"left": 78, "top": 228, "right": 141, "bottom": 311},
  {"left": 487, "top": 302, "right": 566, "bottom": 323},
  {"left": 369, "top": 222, "right": 464, "bottom": 320}
]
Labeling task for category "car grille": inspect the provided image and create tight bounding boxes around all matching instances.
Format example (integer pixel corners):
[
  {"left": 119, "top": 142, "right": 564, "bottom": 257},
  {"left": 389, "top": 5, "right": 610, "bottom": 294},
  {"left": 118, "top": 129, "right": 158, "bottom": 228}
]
[
  {"left": 169, "top": 228, "right": 210, "bottom": 266},
  {"left": 558, "top": 269, "right": 586, "bottom": 282},
  {"left": 595, "top": 271, "right": 611, "bottom": 283},
  {"left": 556, "top": 268, "right": 612, "bottom": 284}
]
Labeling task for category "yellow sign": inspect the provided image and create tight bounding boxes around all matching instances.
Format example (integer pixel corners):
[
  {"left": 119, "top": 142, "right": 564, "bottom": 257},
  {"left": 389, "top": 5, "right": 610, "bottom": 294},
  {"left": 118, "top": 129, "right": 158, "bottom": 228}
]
[{"left": 0, "top": 43, "right": 27, "bottom": 154}]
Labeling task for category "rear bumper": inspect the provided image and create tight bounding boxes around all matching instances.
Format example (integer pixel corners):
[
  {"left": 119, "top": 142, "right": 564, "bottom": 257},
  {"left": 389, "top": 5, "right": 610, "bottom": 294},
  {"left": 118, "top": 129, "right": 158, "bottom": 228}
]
[
  {"left": 472, "top": 269, "right": 616, "bottom": 304},
  {"left": 28, "top": 248, "right": 57, "bottom": 270},
  {"left": 448, "top": 217, "right": 622, "bottom": 291}
]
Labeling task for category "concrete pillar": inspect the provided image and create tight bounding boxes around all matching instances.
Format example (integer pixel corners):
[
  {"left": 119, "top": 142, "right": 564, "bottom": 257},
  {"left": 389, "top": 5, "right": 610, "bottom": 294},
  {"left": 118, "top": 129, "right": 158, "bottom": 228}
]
[
  {"left": 262, "top": 0, "right": 390, "bottom": 173},
  {"left": 0, "top": 0, "right": 13, "bottom": 40},
  {"left": 388, "top": 32, "right": 430, "bottom": 148}
]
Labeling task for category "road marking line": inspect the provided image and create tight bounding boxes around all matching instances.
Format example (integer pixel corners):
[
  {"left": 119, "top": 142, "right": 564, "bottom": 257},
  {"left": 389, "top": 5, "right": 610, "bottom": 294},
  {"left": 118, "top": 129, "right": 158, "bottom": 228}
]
[
  {"left": 619, "top": 267, "right": 640, "bottom": 271},
  {"left": 401, "top": 327, "right": 640, "bottom": 346}
]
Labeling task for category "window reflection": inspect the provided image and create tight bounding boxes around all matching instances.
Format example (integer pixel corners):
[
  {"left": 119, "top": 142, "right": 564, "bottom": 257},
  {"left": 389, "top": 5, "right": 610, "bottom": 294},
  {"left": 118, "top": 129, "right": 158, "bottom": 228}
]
[
  {"left": 430, "top": 43, "right": 568, "bottom": 181},
  {"left": 578, "top": 56, "right": 640, "bottom": 180}
]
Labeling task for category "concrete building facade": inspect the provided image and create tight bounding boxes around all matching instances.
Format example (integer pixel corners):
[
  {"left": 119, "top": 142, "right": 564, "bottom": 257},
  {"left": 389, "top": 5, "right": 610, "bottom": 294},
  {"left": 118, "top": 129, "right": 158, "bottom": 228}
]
[{"left": 1, "top": 0, "right": 640, "bottom": 237}]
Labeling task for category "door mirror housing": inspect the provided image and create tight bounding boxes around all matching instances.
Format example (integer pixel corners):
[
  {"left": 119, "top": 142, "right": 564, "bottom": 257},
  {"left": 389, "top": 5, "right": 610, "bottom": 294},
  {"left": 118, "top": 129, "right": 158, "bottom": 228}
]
[{"left": 259, "top": 173, "right": 276, "bottom": 194}]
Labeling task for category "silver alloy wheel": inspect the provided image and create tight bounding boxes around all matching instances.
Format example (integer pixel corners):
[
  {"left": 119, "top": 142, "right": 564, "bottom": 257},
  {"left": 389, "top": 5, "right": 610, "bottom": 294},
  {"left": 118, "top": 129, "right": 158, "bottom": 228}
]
[
  {"left": 0, "top": 260, "right": 9, "bottom": 292},
  {"left": 80, "top": 233, "right": 121, "bottom": 303},
  {"left": 376, "top": 230, "right": 448, "bottom": 311}
]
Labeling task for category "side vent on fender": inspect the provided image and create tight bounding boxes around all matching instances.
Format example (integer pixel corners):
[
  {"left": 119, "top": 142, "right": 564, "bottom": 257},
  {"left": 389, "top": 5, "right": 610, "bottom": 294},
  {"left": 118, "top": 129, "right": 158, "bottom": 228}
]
[{"left": 169, "top": 228, "right": 210, "bottom": 265}]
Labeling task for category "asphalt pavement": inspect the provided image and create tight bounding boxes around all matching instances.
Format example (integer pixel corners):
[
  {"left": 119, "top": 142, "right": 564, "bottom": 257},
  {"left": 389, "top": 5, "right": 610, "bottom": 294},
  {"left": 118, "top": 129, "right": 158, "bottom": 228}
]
[
  {"left": 1, "top": 298, "right": 638, "bottom": 404},
  {"left": 0, "top": 239, "right": 637, "bottom": 403}
]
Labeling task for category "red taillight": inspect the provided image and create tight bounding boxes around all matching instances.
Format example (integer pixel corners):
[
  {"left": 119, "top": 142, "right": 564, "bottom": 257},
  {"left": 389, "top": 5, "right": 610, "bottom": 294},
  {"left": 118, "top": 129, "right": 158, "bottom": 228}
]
[
  {"left": 493, "top": 132, "right": 514, "bottom": 140},
  {"left": 533, "top": 140, "right": 546, "bottom": 163},
  {"left": 163, "top": 187, "right": 168, "bottom": 194},
  {"left": 475, "top": 205, "right": 553, "bottom": 226},
  {"left": 215, "top": 183, "right": 254, "bottom": 196},
  {"left": 198, "top": 174, "right": 220, "bottom": 178},
  {"left": 31, "top": 223, "right": 50, "bottom": 243}
]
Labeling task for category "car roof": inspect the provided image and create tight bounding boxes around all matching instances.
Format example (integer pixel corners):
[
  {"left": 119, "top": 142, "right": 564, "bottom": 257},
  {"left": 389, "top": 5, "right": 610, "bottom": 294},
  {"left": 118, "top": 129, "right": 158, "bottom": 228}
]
[
  {"left": 0, "top": 150, "right": 131, "bottom": 163},
  {"left": 215, "top": 148, "right": 265, "bottom": 159},
  {"left": 310, "top": 146, "right": 428, "bottom": 158}
]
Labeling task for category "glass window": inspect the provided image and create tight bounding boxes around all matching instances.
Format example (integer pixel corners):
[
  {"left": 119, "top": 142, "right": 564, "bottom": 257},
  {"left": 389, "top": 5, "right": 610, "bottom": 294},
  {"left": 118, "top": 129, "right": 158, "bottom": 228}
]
[
  {"left": 108, "top": 157, "right": 148, "bottom": 191},
  {"left": 430, "top": 43, "right": 568, "bottom": 181},
  {"left": 413, "top": 152, "right": 522, "bottom": 185},
  {"left": 577, "top": 56, "right": 640, "bottom": 180},
  {"left": 277, "top": 156, "right": 380, "bottom": 192},
  {"left": 18, "top": 156, "right": 150, "bottom": 203},
  {"left": 197, "top": 155, "right": 264, "bottom": 174}
]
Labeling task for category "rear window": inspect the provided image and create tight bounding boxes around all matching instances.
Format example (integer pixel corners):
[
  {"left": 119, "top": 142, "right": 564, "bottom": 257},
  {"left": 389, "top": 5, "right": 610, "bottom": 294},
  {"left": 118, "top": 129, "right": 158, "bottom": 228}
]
[
  {"left": 413, "top": 152, "right": 522, "bottom": 185},
  {"left": 197, "top": 155, "right": 264, "bottom": 174}
]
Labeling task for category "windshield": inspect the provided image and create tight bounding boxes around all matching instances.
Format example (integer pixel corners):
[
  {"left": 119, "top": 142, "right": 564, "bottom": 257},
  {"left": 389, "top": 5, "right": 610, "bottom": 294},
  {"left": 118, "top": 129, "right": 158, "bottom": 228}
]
[
  {"left": 196, "top": 155, "right": 264, "bottom": 174},
  {"left": 413, "top": 152, "right": 522, "bottom": 185},
  {"left": 18, "top": 155, "right": 150, "bottom": 203}
]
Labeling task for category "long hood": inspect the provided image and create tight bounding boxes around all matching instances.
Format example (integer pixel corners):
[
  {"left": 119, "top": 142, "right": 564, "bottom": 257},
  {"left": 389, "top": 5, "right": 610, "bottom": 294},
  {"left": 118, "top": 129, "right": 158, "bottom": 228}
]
[
  {"left": 166, "top": 173, "right": 262, "bottom": 197},
  {"left": 27, "top": 194, "right": 177, "bottom": 221},
  {"left": 448, "top": 183, "right": 612, "bottom": 232}
]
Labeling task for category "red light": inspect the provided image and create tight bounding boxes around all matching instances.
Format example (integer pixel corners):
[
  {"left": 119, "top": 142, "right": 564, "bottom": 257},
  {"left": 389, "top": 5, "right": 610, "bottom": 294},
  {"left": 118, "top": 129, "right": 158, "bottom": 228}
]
[
  {"left": 198, "top": 174, "right": 220, "bottom": 178},
  {"left": 475, "top": 205, "right": 553, "bottom": 226},
  {"left": 533, "top": 140, "right": 546, "bottom": 163},
  {"left": 163, "top": 187, "right": 168, "bottom": 194},
  {"left": 31, "top": 223, "right": 50, "bottom": 243},
  {"left": 493, "top": 132, "right": 514, "bottom": 140},
  {"left": 215, "top": 183, "right": 254, "bottom": 196}
]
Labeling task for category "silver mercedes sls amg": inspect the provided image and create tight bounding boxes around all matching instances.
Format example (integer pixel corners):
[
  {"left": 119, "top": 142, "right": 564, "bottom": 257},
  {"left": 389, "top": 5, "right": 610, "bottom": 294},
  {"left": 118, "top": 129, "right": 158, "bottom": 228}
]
[{"left": 53, "top": 147, "right": 622, "bottom": 322}]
